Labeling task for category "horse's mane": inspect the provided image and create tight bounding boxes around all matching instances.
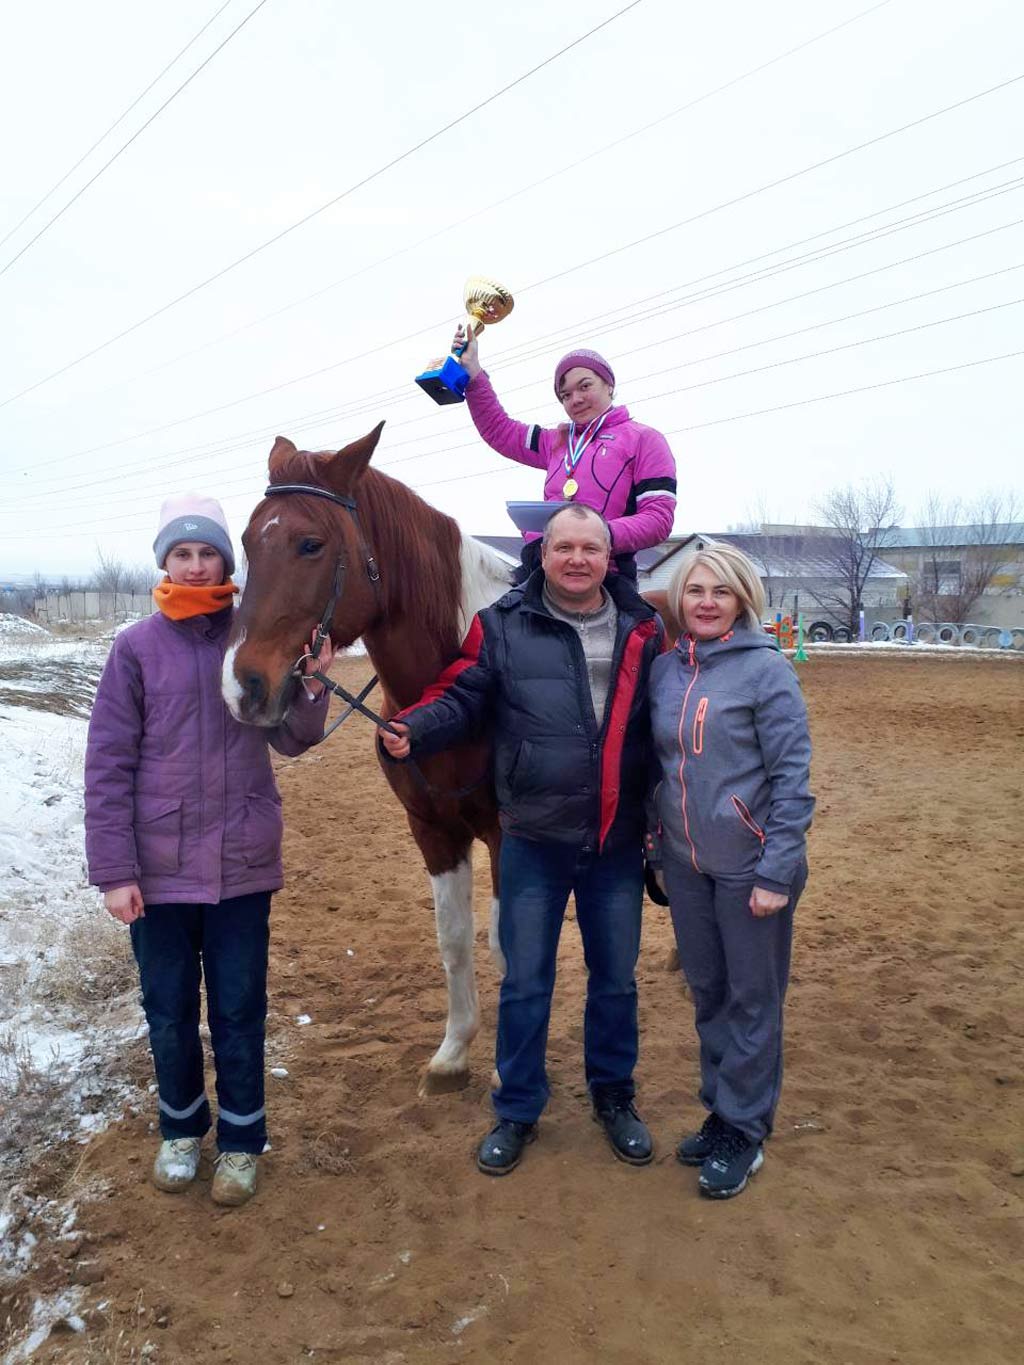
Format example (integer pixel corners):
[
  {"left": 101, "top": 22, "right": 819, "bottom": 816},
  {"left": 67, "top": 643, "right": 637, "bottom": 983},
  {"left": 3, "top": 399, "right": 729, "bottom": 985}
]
[{"left": 269, "top": 450, "right": 464, "bottom": 658}]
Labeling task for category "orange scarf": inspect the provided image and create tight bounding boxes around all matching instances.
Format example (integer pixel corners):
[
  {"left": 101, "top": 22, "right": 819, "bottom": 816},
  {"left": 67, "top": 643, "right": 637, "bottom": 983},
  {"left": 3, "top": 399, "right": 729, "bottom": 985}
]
[{"left": 153, "top": 578, "right": 239, "bottom": 621}]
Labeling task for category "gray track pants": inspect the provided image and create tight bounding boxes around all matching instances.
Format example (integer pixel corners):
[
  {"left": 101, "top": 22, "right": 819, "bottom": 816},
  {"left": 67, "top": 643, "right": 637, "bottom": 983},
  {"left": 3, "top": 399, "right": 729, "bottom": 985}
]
[{"left": 663, "top": 856, "right": 807, "bottom": 1144}]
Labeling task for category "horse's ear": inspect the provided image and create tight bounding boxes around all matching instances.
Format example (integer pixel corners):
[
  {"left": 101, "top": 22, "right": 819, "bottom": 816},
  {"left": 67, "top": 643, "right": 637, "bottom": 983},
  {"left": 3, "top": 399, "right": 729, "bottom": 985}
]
[
  {"left": 268, "top": 435, "right": 297, "bottom": 476},
  {"left": 323, "top": 421, "right": 385, "bottom": 490}
]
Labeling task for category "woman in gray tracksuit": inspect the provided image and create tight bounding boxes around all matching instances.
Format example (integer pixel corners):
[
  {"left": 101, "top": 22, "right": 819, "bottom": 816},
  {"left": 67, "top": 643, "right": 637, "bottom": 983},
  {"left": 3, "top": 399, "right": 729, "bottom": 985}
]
[{"left": 648, "top": 542, "right": 814, "bottom": 1200}]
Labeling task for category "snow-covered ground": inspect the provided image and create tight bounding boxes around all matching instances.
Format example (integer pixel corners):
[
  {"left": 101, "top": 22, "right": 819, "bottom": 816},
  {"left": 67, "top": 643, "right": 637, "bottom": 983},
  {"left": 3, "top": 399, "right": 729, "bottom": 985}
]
[{"left": 0, "top": 618, "right": 146, "bottom": 1354}]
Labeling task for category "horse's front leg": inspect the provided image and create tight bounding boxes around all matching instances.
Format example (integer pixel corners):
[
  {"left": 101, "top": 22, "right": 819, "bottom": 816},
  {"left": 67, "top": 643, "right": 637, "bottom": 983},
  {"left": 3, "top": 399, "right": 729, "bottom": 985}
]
[{"left": 420, "top": 849, "right": 479, "bottom": 1096}]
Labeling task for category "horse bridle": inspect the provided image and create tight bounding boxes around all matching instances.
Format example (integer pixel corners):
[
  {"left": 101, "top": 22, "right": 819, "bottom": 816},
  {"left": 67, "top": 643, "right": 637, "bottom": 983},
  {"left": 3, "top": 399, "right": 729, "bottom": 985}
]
[
  {"left": 262, "top": 483, "right": 400, "bottom": 740},
  {"left": 261, "top": 481, "right": 490, "bottom": 800}
]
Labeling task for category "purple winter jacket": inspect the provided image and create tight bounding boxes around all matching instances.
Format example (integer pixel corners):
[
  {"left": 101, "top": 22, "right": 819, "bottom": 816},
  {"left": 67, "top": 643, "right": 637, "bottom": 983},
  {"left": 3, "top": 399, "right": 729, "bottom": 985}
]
[
  {"left": 465, "top": 371, "right": 678, "bottom": 553},
  {"left": 85, "top": 605, "right": 327, "bottom": 904}
]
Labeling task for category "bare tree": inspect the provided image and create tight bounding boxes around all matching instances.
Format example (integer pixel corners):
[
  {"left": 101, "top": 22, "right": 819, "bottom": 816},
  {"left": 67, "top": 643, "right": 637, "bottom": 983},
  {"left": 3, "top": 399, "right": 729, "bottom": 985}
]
[
  {"left": 813, "top": 479, "right": 902, "bottom": 635},
  {"left": 914, "top": 490, "right": 1021, "bottom": 623}
]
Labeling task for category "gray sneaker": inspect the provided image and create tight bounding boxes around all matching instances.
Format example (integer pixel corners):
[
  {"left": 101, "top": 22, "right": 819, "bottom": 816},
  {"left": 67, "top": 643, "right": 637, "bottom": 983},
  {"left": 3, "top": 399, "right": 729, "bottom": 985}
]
[
  {"left": 212, "top": 1151, "right": 259, "bottom": 1206},
  {"left": 152, "top": 1137, "right": 202, "bottom": 1192}
]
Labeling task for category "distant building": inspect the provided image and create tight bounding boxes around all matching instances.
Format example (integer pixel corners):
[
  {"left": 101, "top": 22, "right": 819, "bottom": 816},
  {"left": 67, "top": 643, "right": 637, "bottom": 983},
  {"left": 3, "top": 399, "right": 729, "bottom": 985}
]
[{"left": 882, "top": 523, "right": 1024, "bottom": 628}]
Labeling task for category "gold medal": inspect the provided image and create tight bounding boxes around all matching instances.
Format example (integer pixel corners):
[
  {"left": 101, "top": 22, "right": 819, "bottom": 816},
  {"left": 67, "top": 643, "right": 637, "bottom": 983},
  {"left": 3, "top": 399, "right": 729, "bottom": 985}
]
[{"left": 563, "top": 478, "right": 579, "bottom": 498}]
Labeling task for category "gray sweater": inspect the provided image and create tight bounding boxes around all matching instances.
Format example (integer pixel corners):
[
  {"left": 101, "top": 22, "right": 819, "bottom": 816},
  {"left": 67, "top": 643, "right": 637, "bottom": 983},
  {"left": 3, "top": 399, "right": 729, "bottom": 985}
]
[{"left": 542, "top": 585, "right": 618, "bottom": 727}]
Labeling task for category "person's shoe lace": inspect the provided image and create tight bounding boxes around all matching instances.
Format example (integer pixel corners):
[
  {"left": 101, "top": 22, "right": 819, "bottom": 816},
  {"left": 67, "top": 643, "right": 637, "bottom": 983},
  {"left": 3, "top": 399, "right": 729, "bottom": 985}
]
[
  {"left": 215, "top": 1152, "right": 256, "bottom": 1173},
  {"left": 711, "top": 1123, "right": 751, "bottom": 1162}
]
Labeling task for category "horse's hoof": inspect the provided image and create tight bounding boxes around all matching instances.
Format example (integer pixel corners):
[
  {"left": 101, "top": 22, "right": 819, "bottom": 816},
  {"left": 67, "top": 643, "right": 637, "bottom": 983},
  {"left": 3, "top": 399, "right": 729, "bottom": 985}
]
[
  {"left": 665, "top": 946, "right": 680, "bottom": 972},
  {"left": 418, "top": 1067, "right": 471, "bottom": 1098}
]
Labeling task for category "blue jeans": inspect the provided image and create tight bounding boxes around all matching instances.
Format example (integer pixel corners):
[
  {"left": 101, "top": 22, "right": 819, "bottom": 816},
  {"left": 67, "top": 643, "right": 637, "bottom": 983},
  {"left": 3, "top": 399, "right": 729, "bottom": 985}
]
[
  {"left": 130, "top": 892, "right": 271, "bottom": 1154},
  {"left": 494, "top": 834, "right": 644, "bottom": 1124}
]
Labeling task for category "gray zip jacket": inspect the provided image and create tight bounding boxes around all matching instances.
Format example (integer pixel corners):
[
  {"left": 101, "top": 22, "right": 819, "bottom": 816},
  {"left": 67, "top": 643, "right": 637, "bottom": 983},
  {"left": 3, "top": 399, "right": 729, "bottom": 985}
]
[{"left": 649, "top": 627, "right": 814, "bottom": 893}]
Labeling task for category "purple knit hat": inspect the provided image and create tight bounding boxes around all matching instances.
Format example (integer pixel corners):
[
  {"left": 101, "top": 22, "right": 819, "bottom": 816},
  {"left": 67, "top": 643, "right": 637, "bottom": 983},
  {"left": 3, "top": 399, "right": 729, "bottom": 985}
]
[{"left": 553, "top": 348, "right": 615, "bottom": 397}]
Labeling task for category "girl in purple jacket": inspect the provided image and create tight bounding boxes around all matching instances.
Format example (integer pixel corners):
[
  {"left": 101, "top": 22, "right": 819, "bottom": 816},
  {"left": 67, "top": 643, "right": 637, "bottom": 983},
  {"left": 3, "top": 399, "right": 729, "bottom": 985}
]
[
  {"left": 454, "top": 325, "right": 678, "bottom": 582},
  {"left": 84, "top": 494, "right": 332, "bottom": 1207}
]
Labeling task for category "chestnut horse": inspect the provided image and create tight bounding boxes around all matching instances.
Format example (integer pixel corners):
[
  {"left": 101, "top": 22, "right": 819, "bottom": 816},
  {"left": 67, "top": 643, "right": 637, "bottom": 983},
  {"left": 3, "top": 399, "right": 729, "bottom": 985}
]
[{"left": 221, "top": 425, "right": 514, "bottom": 1094}]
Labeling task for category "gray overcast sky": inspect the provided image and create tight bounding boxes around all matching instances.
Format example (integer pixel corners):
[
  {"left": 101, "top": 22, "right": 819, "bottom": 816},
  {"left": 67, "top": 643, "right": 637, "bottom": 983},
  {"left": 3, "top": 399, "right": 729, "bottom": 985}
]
[{"left": 0, "top": 0, "right": 1021, "bottom": 578}]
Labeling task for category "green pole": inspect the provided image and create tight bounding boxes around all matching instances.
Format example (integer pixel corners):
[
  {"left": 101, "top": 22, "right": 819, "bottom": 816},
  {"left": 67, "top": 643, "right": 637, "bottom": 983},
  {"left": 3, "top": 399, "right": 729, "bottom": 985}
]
[{"left": 794, "top": 611, "right": 808, "bottom": 663}]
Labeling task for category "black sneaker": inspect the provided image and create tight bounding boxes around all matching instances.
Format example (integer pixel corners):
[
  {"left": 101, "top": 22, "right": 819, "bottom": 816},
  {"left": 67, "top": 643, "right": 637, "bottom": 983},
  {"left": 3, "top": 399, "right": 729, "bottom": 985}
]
[
  {"left": 592, "top": 1091, "right": 654, "bottom": 1166},
  {"left": 698, "top": 1122, "right": 764, "bottom": 1199},
  {"left": 476, "top": 1120, "right": 537, "bottom": 1176},
  {"left": 676, "top": 1111, "right": 724, "bottom": 1167}
]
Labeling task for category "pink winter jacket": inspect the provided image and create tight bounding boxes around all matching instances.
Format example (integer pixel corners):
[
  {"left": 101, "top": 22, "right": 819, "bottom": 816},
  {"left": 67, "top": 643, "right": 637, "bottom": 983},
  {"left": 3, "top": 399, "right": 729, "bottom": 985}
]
[
  {"left": 465, "top": 371, "right": 678, "bottom": 553},
  {"left": 85, "top": 606, "right": 327, "bottom": 905}
]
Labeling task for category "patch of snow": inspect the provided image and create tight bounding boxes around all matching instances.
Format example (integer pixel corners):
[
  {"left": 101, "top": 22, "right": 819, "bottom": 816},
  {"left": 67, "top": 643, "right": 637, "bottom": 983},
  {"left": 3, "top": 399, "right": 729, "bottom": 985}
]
[
  {"left": 0, "top": 614, "right": 48, "bottom": 639},
  {"left": 296, "top": 1014, "right": 312, "bottom": 1026},
  {"left": 789, "top": 642, "right": 1023, "bottom": 659},
  {"left": 0, "top": 634, "right": 143, "bottom": 1223}
]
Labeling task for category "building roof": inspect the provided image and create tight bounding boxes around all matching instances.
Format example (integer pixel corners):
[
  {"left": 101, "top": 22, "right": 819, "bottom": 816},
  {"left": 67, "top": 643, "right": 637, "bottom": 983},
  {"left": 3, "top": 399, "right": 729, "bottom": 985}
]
[
  {"left": 884, "top": 523, "right": 1024, "bottom": 549},
  {"left": 704, "top": 532, "right": 907, "bottom": 580}
]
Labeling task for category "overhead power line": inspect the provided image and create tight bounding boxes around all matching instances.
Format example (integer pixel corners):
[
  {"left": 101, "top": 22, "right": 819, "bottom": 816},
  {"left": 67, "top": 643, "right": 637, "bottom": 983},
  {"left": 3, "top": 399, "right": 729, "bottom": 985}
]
[
  {"left": 5, "top": 346, "right": 1019, "bottom": 539},
  {"left": 0, "top": 1, "right": 646, "bottom": 408},
  {"left": 8, "top": 301, "right": 1020, "bottom": 534},
  {"left": 0, "top": 0, "right": 237, "bottom": 254},
  {"left": 72, "top": 0, "right": 897, "bottom": 404},
  {"left": 21, "top": 165, "right": 1020, "bottom": 484},
  {"left": 0, "top": 0, "right": 270, "bottom": 280},
  {"left": 12, "top": 258, "right": 1019, "bottom": 518},
  {"left": 409, "top": 351, "right": 1024, "bottom": 491}
]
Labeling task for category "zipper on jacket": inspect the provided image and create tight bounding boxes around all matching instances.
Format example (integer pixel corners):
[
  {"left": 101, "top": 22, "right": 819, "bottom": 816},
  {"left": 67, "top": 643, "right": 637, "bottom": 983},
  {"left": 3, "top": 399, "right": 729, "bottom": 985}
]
[
  {"left": 731, "top": 794, "right": 766, "bottom": 844},
  {"left": 676, "top": 637, "right": 702, "bottom": 873},
  {"left": 692, "top": 696, "right": 708, "bottom": 755}
]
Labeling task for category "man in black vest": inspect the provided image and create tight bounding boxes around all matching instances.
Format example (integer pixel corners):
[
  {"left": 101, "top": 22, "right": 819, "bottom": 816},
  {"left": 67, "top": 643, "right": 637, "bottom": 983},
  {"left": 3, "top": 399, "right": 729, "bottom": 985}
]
[{"left": 381, "top": 505, "right": 663, "bottom": 1175}]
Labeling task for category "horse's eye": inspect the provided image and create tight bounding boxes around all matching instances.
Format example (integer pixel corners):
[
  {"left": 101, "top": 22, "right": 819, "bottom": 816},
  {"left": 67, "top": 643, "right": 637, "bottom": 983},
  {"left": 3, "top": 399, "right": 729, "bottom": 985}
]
[{"left": 298, "top": 538, "right": 324, "bottom": 556}]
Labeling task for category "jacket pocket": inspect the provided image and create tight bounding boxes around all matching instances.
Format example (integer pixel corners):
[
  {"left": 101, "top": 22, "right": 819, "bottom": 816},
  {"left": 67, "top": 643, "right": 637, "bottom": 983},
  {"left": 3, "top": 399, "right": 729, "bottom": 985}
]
[
  {"left": 243, "top": 793, "right": 283, "bottom": 867},
  {"left": 692, "top": 697, "right": 708, "bottom": 755},
  {"left": 730, "top": 794, "right": 765, "bottom": 845},
  {"left": 134, "top": 797, "right": 183, "bottom": 876}
]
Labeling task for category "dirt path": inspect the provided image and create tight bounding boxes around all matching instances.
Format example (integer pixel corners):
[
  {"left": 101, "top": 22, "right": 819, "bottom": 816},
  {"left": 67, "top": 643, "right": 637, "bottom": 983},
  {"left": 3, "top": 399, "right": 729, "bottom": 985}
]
[{"left": 6, "top": 657, "right": 1023, "bottom": 1364}]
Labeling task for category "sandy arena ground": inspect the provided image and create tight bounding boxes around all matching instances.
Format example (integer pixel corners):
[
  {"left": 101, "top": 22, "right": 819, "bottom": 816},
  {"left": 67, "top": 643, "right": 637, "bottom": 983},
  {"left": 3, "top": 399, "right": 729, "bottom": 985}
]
[{"left": 4, "top": 655, "right": 1023, "bottom": 1364}]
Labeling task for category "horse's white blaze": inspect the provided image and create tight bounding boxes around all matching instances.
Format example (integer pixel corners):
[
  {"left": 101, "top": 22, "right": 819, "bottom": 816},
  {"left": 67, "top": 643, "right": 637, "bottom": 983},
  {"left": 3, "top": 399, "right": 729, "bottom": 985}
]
[
  {"left": 458, "top": 535, "right": 513, "bottom": 638},
  {"left": 427, "top": 859, "right": 478, "bottom": 1075},
  {"left": 260, "top": 515, "right": 280, "bottom": 536},
  {"left": 488, "top": 896, "right": 505, "bottom": 977},
  {"left": 221, "top": 630, "right": 246, "bottom": 717}
]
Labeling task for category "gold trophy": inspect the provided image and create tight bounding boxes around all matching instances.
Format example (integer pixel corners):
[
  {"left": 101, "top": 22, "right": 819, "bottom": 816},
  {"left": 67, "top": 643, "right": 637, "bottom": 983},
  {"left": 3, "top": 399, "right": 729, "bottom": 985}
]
[{"left": 415, "top": 275, "right": 514, "bottom": 404}]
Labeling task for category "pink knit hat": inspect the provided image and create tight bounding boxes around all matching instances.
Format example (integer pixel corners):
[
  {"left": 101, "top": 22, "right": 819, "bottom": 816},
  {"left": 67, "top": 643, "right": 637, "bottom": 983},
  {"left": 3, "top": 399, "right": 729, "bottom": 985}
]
[
  {"left": 553, "top": 348, "right": 615, "bottom": 397},
  {"left": 153, "top": 493, "right": 235, "bottom": 575}
]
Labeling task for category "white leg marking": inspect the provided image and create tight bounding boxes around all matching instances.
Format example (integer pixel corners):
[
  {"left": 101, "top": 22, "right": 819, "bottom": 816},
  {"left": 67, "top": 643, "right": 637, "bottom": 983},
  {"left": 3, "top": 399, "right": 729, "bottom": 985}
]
[
  {"left": 427, "top": 859, "right": 478, "bottom": 1077},
  {"left": 459, "top": 535, "right": 514, "bottom": 637},
  {"left": 488, "top": 896, "right": 506, "bottom": 977},
  {"left": 221, "top": 630, "right": 246, "bottom": 718}
]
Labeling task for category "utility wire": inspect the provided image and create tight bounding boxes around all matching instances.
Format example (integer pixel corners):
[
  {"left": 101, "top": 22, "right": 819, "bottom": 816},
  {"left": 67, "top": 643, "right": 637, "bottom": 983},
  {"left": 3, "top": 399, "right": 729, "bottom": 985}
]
[
  {"left": 14, "top": 258, "right": 1019, "bottom": 517},
  {"left": 15, "top": 182, "right": 1022, "bottom": 493},
  {"left": 409, "top": 351, "right": 1024, "bottom": 490},
  {"left": 9, "top": 303, "right": 1019, "bottom": 532},
  {"left": 0, "top": 0, "right": 238, "bottom": 255},
  {"left": 6, "top": 345, "right": 1019, "bottom": 537},
  {"left": 20, "top": 168, "right": 1020, "bottom": 482},
  {"left": 0, "top": 2, "right": 645, "bottom": 407},
  {"left": 74, "top": 0, "right": 897, "bottom": 403},
  {"left": 0, "top": 1, "right": 270, "bottom": 280}
]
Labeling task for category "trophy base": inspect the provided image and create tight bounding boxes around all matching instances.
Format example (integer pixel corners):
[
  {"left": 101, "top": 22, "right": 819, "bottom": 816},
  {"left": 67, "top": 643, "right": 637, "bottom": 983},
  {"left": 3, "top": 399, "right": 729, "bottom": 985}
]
[{"left": 415, "top": 355, "right": 470, "bottom": 405}]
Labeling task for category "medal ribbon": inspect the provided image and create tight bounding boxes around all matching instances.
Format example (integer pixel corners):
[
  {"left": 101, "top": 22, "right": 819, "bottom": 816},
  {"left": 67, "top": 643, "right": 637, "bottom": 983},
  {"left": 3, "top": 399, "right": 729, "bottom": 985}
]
[{"left": 563, "top": 411, "right": 608, "bottom": 480}]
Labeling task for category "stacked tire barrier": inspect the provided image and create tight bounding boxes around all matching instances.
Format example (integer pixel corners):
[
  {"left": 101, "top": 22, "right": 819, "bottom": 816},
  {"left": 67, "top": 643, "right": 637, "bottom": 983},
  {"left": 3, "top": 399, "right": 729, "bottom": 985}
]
[{"left": 805, "top": 620, "right": 1024, "bottom": 649}]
